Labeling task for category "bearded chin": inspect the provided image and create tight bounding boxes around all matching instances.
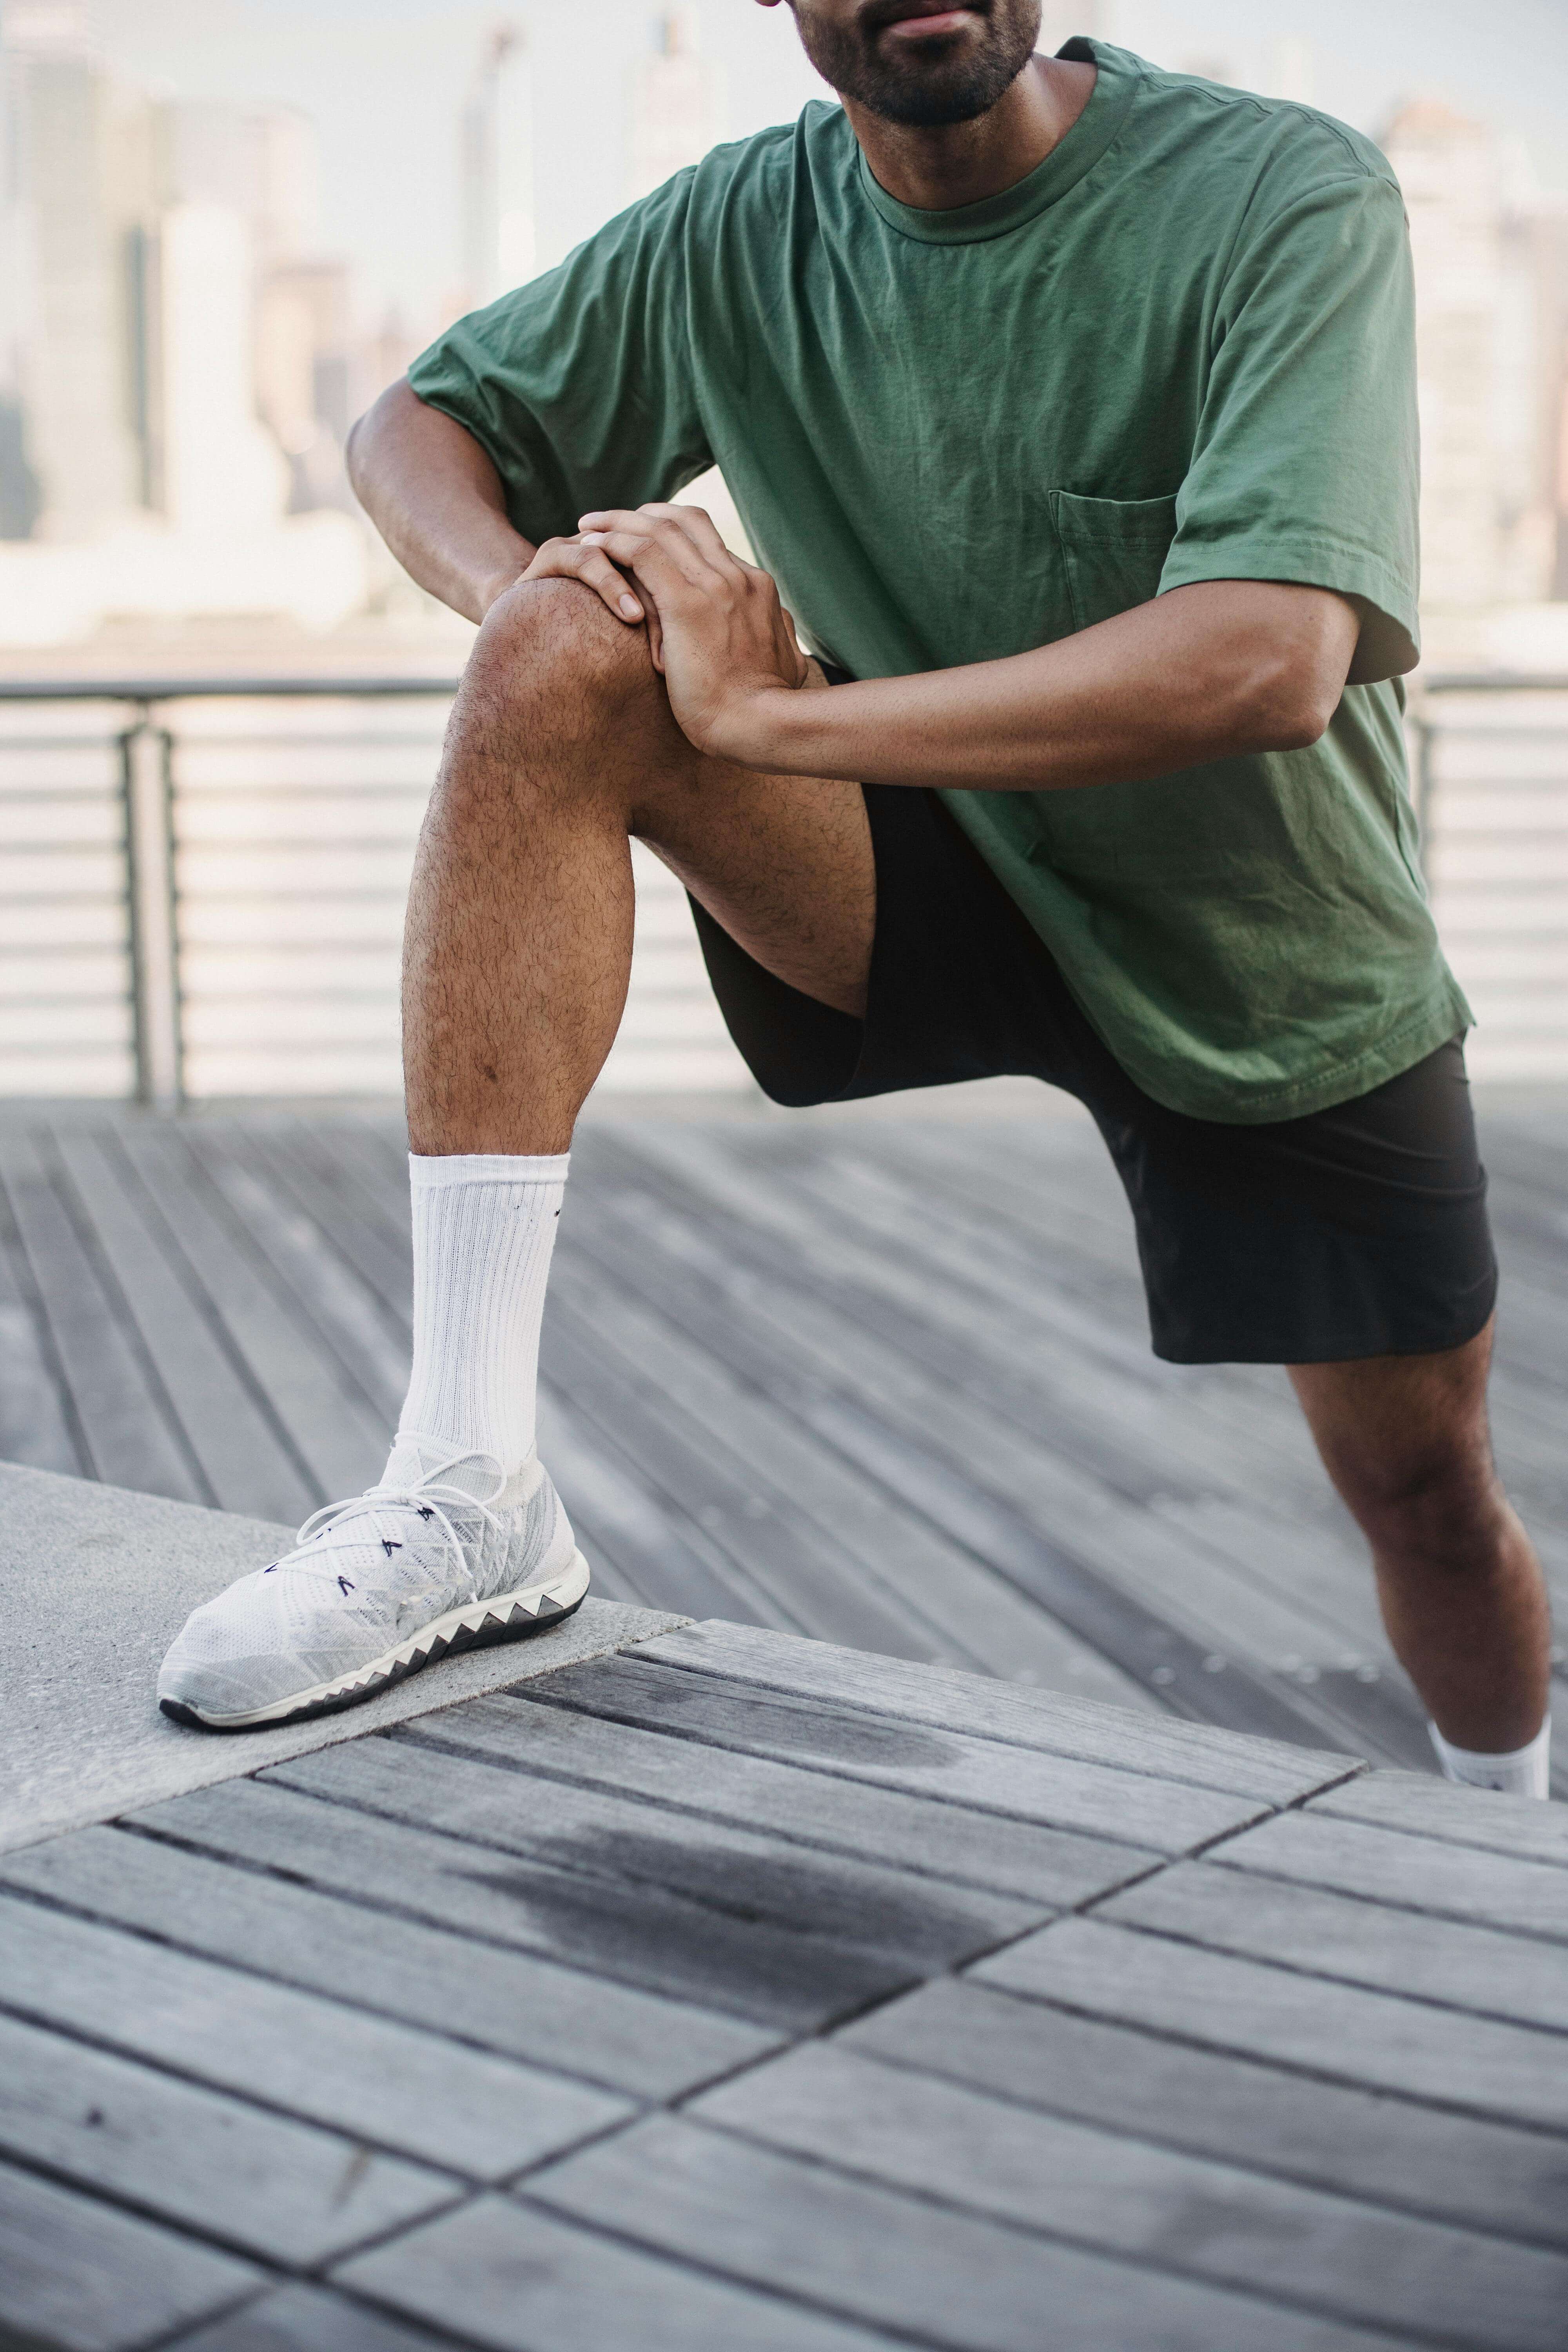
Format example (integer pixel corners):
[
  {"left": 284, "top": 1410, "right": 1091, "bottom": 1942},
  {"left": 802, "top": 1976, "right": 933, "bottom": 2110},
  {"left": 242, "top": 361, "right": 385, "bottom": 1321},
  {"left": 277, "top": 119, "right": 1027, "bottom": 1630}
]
[{"left": 795, "top": 2, "right": 1044, "bottom": 128}]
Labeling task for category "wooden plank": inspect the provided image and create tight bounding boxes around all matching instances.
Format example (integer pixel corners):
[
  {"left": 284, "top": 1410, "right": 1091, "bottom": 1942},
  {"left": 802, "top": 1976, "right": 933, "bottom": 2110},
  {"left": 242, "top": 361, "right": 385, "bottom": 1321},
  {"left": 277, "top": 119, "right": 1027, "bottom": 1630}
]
[
  {"left": 47, "top": 1126, "right": 314, "bottom": 1522},
  {"left": 0, "top": 1823, "right": 779, "bottom": 2102},
  {"left": 386, "top": 1648, "right": 1266, "bottom": 1855},
  {"left": 526, "top": 2113, "right": 1408, "bottom": 2352},
  {"left": 0, "top": 1130, "right": 202, "bottom": 1501},
  {"left": 127, "top": 1776, "right": 926, "bottom": 2030},
  {"left": 0, "top": 2005, "right": 454, "bottom": 2265},
  {"left": 336, "top": 2191, "right": 896, "bottom": 2352},
  {"left": 0, "top": 1156, "right": 82, "bottom": 1474},
  {"left": 117, "top": 1124, "right": 389, "bottom": 1498},
  {"left": 400, "top": 1678, "right": 1166, "bottom": 1906},
  {"left": 691, "top": 2040, "right": 1568, "bottom": 2350},
  {"left": 1209, "top": 1807, "right": 1568, "bottom": 1939},
  {"left": 0, "top": 1891, "right": 631, "bottom": 2177},
  {"left": 639, "top": 1620, "right": 1361, "bottom": 1805},
  {"left": 725, "top": 1131, "right": 1279, "bottom": 1504},
  {"left": 180, "top": 1124, "right": 409, "bottom": 1421},
  {"left": 249, "top": 1116, "right": 414, "bottom": 1319},
  {"left": 551, "top": 1249, "right": 1153, "bottom": 1704},
  {"left": 269, "top": 1732, "right": 1047, "bottom": 1979},
  {"left": 542, "top": 1307, "right": 936, "bottom": 1660},
  {"left": 568, "top": 1163, "right": 1399, "bottom": 1753},
  {"left": 634, "top": 1122, "right": 1322, "bottom": 1514},
  {"left": 535, "top": 1386, "right": 774, "bottom": 1623},
  {"left": 0, "top": 2157, "right": 261, "bottom": 2352},
  {"left": 839, "top": 1975, "right": 1568, "bottom": 2250},
  {"left": 972, "top": 1916, "right": 1568, "bottom": 2132},
  {"left": 1098, "top": 1861, "right": 1568, "bottom": 2033},
  {"left": 1308, "top": 1769, "right": 1568, "bottom": 1866},
  {"left": 169, "top": 2281, "right": 445, "bottom": 2352}
]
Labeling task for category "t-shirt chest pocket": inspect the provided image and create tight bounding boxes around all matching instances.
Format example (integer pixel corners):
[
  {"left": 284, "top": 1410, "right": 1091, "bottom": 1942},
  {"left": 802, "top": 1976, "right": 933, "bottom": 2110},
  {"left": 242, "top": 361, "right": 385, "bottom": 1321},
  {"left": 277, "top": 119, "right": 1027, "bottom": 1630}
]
[{"left": 1048, "top": 490, "right": 1180, "bottom": 632}]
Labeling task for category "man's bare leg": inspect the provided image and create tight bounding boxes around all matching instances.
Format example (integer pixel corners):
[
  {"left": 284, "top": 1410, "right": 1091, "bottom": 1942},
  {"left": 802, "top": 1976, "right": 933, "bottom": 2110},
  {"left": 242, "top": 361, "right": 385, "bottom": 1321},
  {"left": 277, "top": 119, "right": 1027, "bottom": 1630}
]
[
  {"left": 403, "top": 578, "right": 874, "bottom": 1156},
  {"left": 156, "top": 579, "right": 872, "bottom": 1728},
  {"left": 1290, "top": 1323, "right": 1554, "bottom": 1779}
]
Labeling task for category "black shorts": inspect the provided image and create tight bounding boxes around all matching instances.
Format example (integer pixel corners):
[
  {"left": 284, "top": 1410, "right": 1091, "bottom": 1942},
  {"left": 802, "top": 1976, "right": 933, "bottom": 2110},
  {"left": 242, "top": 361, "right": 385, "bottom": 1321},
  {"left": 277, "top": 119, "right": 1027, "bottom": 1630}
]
[{"left": 689, "top": 775, "right": 1497, "bottom": 1367}]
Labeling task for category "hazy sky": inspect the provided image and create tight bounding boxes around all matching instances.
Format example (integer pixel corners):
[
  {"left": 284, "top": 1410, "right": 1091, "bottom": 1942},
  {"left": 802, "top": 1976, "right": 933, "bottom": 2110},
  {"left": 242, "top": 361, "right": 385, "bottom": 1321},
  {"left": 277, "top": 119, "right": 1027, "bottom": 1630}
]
[{"left": 92, "top": 0, "right": 1568, "bottom": 330}]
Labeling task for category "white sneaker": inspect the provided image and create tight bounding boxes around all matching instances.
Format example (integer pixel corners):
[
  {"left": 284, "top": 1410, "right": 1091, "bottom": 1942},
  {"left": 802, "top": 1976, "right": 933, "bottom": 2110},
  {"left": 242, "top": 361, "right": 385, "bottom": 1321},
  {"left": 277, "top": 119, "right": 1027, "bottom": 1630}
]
[{"left": 158, "top": 1436, "right": 590, "bottom": 1731}]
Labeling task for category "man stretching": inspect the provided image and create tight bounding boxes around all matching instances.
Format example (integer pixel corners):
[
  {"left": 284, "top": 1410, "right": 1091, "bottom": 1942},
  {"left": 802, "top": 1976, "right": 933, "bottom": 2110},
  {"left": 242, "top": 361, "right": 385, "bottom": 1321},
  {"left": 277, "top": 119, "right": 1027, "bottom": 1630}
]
[{"left": 160, "top": 4, "right": 1553, "bottom": 1797}]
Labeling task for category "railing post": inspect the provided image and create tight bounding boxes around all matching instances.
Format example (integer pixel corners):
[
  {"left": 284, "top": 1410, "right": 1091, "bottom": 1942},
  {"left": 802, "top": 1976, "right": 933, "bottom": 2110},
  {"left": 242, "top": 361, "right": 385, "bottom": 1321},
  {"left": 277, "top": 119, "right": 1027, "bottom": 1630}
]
[
  {"left": 1410, "top": 700, "right": 1438, "bottom": 886},
  {"left": 120, "top": 708, "right": 183, "bottom": 1109}
]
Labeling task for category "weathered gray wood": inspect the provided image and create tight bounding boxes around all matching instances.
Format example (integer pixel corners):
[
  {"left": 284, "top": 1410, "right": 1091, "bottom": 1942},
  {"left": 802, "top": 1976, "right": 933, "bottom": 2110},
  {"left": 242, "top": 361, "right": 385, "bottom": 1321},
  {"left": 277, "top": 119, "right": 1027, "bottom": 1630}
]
[
  {"left": 0, "top": 1163, "right": 82, "bottom": 1474},
  {"left": 390, "top": 1645, "right": 1267, "bottom": 1855},
  {"left": 535, "top": 1385, "right": 774, "bottom": 1623},
  {"left": 183, "top": 1125, "right": 409, "bottom": 1418},
  {"left": 241, "top": 1118, "right": 414, "bottom": 1325},
  {"left": 1210, "top": 1807, "right": 1568, "bottom": 1938},
  {"left": 570, "top": 1161, "right": 1397, "bottom": 1753},
  {"left": 171, "top": 2282, "right": 446, "bottom": 2352},
  {"left": 0, "top": 1824, "right": 779, "bottom": 2100},
  {"left": 1308, "top": 1769, "right": 1568, "bottom": 1864},
  {"left": 1097, "top": 1860, "right": 1568, "bottom": 2033},
  {"left": 0, "top": 1891, "right": 631, "bottom": 2176},
  {"left": 0, "top": 2158, "right": 261, "bottom": 2352},
  {"left": 117, "top": 1124, "right": 388, "bottom": 1498},
  {"left": 0, "top": 2005, "right": 454, "bottom": 2264},
  {"left": 973, "top": 1916, "right": 1568, "bottom": 2131},
  {"left": 839, "top": 1975, "right": 1568, "bottom": 2249},
  {"left": 551, "top": 1246, "right": 1153, "bottom": 1705},
  {"left": 472, "top": 1664, "right": 1165, "bottom": 1903},
  {"left": 0, "top": 1130, "right": 201, "bottom": 1501},
  {"left": 543, "top": 1305, "right": 934, "bottom": 1660},
  {"left": 127, "top": 1775, "right": 924, "bottom": 2029},
  {"left": 48, "top": 1127, "right": 314, "bottom": 1522},
  {"left": 640, "top": 1619, "right": 1360, "bottom": 1805},
  {"left": 527, "top": 2113, "right": 1412, "bottom": 2352},
  {"left": 691, "top": 2040, "right": 1568, "bottom": 2350},
  {"left": 269, "top": 1732, "right": 1047, "bottom": 1979},
  {"left": 336, "top": 2192, "right": 896, "bottom": 2352}
]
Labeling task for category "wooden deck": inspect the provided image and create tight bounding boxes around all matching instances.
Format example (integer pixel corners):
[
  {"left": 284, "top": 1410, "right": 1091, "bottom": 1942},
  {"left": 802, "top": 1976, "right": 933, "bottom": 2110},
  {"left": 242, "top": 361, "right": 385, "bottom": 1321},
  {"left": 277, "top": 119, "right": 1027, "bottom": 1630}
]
[
  {"left": 1, "top": 1094, "right": 1564, "bottom": 1780},
  {"left": 5, "top": 1614, "right": 1568, "bottom": 2351}
]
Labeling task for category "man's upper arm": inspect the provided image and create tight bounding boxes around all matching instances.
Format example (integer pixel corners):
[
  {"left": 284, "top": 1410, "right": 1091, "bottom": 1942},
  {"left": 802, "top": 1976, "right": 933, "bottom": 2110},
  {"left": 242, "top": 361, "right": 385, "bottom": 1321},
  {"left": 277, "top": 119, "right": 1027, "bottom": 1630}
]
[
  {"left": 1158, "top": 169, "right": 1421, "bottom": 688},
  {"left": 405, "top": 175, "right": 714, "bottom": 547}
]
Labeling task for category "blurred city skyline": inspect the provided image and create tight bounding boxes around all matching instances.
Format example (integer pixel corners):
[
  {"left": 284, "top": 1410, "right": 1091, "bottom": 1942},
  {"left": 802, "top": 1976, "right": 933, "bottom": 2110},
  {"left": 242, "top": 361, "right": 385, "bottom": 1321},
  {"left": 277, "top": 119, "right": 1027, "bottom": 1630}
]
[
  {"left": 86, "top": 0, "right": 1568, "bottom": 321},
  {"left": 1, "top": 0, "right": 1566, "bottom": 656}
]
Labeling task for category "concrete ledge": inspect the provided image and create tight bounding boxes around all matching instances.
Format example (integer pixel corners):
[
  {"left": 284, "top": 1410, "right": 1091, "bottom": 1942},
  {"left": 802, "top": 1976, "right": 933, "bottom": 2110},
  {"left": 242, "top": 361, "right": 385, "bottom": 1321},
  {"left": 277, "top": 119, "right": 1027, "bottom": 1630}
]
[{"left": 0, "top": 1463, "right": 690, "bottom": 1854}]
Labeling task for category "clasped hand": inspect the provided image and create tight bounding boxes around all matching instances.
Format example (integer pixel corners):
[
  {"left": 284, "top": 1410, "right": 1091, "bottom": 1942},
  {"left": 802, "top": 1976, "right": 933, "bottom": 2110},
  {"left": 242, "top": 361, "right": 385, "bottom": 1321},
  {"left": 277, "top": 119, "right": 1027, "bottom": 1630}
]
[{"left": 519, "top": 503, "right": 808, "bottom": 764}]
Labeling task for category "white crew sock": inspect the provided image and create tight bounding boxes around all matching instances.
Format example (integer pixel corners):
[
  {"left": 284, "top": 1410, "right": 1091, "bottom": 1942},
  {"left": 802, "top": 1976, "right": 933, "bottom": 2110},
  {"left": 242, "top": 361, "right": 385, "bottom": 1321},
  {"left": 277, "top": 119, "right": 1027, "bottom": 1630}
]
[
  {"left": 394, "top": 1152, "right": 568, "bottom": 1475},
  {"left": 1429, "top": 1719, "right": 1552, "bottom": 1801}
]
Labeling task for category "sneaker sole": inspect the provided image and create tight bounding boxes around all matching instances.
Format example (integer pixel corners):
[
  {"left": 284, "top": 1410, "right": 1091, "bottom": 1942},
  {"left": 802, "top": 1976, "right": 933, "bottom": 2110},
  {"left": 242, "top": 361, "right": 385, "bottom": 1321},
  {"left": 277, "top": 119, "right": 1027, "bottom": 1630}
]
[{"left": 159, "top": 1550, "right": 592, "bottom": 1733}]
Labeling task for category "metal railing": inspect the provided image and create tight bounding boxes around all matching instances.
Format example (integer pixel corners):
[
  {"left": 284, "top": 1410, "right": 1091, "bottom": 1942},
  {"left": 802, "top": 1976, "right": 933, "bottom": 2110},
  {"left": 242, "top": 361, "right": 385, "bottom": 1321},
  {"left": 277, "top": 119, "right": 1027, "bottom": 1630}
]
[
  {"left": 0, "top": 673, "right": 750, "bottom": 1105},
  {"left": 1, "top": 669, "right": 1566, "bottom": 1101},
  {"left": 0, "top": 676, "right": 461, "bottom": 1107}
]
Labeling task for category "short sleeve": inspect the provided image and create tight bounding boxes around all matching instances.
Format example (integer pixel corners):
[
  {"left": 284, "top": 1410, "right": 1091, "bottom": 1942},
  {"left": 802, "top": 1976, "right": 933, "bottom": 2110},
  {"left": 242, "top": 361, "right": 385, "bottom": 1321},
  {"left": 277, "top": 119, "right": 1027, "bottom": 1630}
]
[
  {"left": 1159, "top": 171, "right": 1421, "bottom": 684},
  {"left": 406, "top": 174, "right": 713, "bottom": 545}
]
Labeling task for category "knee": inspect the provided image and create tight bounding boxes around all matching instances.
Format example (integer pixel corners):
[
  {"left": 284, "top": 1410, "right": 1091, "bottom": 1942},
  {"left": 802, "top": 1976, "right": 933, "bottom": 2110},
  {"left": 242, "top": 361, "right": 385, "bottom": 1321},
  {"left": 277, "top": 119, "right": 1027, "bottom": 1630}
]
[
  {"left": 1342, "top": 1441, "right": 1508, "bottom": 1573},
  {"left": 461, "top": 576, "right": 658, "bottom": 742}
]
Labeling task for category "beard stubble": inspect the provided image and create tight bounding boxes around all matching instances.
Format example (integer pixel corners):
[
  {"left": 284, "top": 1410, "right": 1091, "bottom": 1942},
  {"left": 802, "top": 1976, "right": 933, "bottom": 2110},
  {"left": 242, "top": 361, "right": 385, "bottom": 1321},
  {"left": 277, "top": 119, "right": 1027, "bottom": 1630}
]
[{"left": 790, "top": 0, "right": 1045, "bottom": 128}]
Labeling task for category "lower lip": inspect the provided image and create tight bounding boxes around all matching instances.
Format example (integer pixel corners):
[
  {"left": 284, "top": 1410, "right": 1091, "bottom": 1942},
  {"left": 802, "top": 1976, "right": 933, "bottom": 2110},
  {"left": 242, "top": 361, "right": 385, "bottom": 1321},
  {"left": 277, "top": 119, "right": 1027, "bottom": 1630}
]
[{"left": 882, "top": 8, "right": 975, "bottom": 38}]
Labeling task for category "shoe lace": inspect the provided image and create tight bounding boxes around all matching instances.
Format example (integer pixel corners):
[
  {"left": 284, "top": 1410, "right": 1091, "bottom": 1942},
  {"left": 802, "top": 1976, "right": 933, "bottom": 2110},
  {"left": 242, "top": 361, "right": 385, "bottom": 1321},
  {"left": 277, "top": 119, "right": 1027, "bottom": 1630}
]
[{"left": 292, "top": 1442, "right": 510, "bottom": 1609}]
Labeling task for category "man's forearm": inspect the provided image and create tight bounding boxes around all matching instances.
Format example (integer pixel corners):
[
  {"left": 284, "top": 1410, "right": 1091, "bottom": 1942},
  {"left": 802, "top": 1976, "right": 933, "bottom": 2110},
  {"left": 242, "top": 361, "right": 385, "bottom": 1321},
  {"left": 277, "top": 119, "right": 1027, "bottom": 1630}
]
[
  {"left": 347, "top": 381, "right": 537, "bottom": 625},
  {"left": 742, "top": 579, "right": 1359, "bottom": 791}
]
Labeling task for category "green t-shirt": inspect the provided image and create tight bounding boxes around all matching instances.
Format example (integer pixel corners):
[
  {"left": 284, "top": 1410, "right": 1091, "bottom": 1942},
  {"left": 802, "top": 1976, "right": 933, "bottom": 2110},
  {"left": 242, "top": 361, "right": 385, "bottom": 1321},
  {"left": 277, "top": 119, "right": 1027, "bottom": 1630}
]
[{"left": 409, "top": 37, "right": 1469, "bottom": 1123}]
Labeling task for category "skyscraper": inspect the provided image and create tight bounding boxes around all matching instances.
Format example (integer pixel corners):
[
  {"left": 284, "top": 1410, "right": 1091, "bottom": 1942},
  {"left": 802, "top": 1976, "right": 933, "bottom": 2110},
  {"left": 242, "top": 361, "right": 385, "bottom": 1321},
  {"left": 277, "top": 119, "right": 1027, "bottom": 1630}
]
[
  {"left": 626, "top": 8, "right": 725, "bottom": 205},
  {"left": 0, "top": 0, "right": 140, "bottom": 538},
  {"left": 1383, "top": 100, "right": 1565, "bottom": 610},
  {"left": 461, "top": 23, "right": 535, "bottom": 312}
]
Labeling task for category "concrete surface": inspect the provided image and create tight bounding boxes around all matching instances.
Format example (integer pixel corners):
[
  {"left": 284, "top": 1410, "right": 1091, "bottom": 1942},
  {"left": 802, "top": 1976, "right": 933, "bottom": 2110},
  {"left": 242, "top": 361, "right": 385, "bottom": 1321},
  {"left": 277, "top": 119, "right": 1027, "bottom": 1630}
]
[{"left": 0, "top": 1462, "right": 689, "bottom": 1854}]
